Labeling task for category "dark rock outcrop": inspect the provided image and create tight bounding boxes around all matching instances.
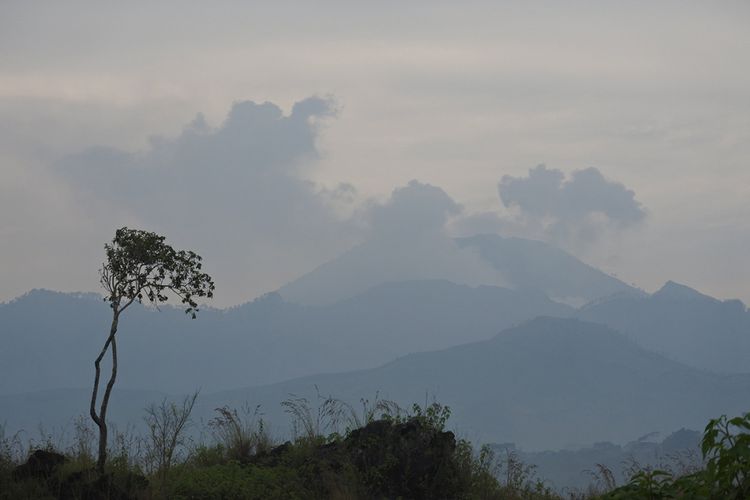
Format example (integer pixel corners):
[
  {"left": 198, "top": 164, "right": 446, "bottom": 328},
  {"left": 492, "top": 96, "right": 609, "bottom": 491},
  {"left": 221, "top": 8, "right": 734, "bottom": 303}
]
[
  {"left": 12, "top": 449, "right": 66, "bottom": 481},
  {"left": 343, "top": 417, "right": 463, "bottom": 499}
]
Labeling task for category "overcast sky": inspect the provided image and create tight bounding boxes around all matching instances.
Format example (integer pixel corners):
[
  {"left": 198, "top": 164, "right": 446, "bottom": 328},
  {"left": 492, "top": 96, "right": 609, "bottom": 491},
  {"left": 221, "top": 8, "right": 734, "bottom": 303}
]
[{"left": 1, "top": 1, "right": 749, "bottom": 306}]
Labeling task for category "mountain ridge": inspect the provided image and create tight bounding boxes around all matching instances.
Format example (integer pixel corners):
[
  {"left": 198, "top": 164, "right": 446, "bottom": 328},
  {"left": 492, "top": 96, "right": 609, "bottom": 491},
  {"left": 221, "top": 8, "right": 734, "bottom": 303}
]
[
  {"left": 3, "top": 317, "right": 746, "bottom": 451},
  {"left": 0, "top": 280, "right": 574, "bottom": 395},
  {"left": 578, "top": 281, "right": 750, "bottom": 373},
  {"left": 279, "top": 233, "right": 640, "bottom": 306}
]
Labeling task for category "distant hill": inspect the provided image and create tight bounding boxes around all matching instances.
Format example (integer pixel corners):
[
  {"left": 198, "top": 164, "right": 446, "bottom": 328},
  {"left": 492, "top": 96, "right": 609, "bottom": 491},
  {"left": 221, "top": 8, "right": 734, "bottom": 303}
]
[
  {"left": 505, "top": 428, "right": 702, "bottom": 491},
  {"left": 0, "top": 282, "right": 572, "bottom": 395},
  {"left": 578, "top": 281, "right": 750, "bottom": 373},
  {"left": 196, "top": 317, "right": 750, "bottom": 450},
  {"left": 280, "top": 233, "right": 640, "bottom": 306},
  {"left": 0, "top": 388, "right": 165, "bottom": 441},
  {"left": 4, "top": 317, "right": 746, "bottom": 451}
]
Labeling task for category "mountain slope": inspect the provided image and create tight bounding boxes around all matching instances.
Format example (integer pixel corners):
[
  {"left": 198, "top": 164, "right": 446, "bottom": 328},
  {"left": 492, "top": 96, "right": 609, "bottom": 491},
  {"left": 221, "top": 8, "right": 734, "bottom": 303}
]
[
  {"left": 279, "top": 233, "right": 640, "bottom": 306},
  {"left": 578, "top": 281, "right": 750, "bottom": 373},
  {"left": 0, "top": 282, "right": 573, "bottom": 394},
  {"left": 456, "top": 234, "right": 641, "bottom": 305},
  {"left": 3, "top": 318, "right": 747, "bottom": 450},
  {"left": 200, "top": 317, "right": 750, "bottom": 450}
]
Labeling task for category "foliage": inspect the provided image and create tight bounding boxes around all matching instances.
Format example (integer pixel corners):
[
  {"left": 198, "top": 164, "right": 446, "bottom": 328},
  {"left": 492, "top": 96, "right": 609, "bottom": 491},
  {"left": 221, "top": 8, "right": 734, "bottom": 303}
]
[
  {"left": 208, "top": 403, "right": 274, "bottom": 462},
  {"left": 0, "top": 423, "right": 25, "bottom": 467},
  {"left": 407, "top": 401, "right": 453, "bottom": 432},
  {"left": 701, "top": 412, "right": 750, "bottom": 497},
  {"left": 67, "top": 415, "right": 96, "bottom": 466},
  {"left": 8, "top": 391, "right": 747, "bottom": 499},
  {"left": 2, "top": 399, "right": 551, "bottom": 499},
  {"left": 586, "top": 463, "right": 617, "bottom": 493},
  {"left": 168, "top": 462, "right": 305, "bottom": 500},
  {"left": 100, "top": 227, "right": 215, "bottom": 317},
  {"left": 457, "top": 443, "right": 558, "bottom": 500},
  {"left": 144, "top": 391, "right": 199, "bottom": 482},
  {"left": 340, "top": 392, "right": 404, "bottom": 433},
  {"left": 90, "top": 227, "right": 214, "bottom": 473},
  {"left": 281, "top": 387, "right": 350, "bottom": 442},
  {"left": 605, "top": 411, "right": 750, "bottom": 499}
]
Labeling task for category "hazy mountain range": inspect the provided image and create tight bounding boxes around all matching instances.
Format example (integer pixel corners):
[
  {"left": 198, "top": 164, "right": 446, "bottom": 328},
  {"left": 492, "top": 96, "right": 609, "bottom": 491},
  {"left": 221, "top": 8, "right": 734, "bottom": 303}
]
[
  {"left": 194, "top": 316, "right": 749, "bottom": 450},
  {"left": 0, "top": 281, "right": 572, "bottom": 395},
  {"left": 1, "top": 234, "right": 748, "bottom": 453},
  {"left": 578, "top": 280, "right": 750, "bottom": 373},
  {"left": 2, "top": 317, "right": 747, "bottom": 451}
]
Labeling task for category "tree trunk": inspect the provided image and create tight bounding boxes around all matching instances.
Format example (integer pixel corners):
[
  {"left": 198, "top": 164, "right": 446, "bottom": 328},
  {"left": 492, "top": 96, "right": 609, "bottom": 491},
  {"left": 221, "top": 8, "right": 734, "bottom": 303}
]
[{"left": 90, "top": 307, "right": 119, "bottom": 474}]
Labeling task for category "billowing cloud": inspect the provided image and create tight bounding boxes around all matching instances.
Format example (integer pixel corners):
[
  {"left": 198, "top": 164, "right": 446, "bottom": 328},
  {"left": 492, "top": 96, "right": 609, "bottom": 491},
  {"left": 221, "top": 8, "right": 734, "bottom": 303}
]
[
  {"left": 60, "top": 96, "right": 334, "bottom": 205},
  {"left": 54, "top": 97, "right": 359, "bottom": 304},
  {"left": 367, "top": 180, "right": 461, "bottom": 238},
  {"left": 495, "top": 165, "right": 646, "bottom": 245},
  {"left": 499, "top": 165, "right": 645, "bottom": 226}
]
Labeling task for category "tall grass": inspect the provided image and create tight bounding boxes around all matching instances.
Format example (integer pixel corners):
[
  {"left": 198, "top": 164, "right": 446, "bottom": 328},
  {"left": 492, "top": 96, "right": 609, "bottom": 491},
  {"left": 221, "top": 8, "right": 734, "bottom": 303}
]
[{"left": 208, "top": 403, "right": 274, "bottom": 462}]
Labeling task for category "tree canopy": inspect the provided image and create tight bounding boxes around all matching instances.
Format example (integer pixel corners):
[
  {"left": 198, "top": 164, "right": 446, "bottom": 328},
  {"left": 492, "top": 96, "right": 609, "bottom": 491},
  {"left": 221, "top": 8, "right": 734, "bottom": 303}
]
[{"left": 100, "top": 227, "right": 215, "bottom": 317}]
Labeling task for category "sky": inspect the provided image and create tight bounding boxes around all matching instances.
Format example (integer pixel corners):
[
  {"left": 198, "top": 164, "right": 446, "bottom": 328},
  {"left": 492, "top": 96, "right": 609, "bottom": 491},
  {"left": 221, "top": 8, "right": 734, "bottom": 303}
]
[{"left": 1, "top": 0, "right": 749, "bottom": 306}]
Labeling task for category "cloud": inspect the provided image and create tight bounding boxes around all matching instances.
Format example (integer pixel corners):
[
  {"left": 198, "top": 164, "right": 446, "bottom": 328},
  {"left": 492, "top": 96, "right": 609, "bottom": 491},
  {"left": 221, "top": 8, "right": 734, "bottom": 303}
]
[
  {"left": 54, "top": 97, "right": 358, "bottom": 304},
  {"left": 499, "top": 165, "right": 645, "bottom": 226},
  {"left": 60, "top": 96, "right": 335, "bottom": 200},
  {"left": 495, "top": 165, "right": 646, "bottom": 244},
  {"left": 367, "top": 180, "right": 461, "bottom": 238},
  {"left": 359, "top": 180, "right": 505, "bottom": 290}
]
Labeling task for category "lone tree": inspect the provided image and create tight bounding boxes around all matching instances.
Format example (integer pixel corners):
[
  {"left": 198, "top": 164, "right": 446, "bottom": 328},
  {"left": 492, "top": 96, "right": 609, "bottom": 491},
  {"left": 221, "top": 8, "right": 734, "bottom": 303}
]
[{"left": 90, "top": 227, "right": 214, "bottom": 473}]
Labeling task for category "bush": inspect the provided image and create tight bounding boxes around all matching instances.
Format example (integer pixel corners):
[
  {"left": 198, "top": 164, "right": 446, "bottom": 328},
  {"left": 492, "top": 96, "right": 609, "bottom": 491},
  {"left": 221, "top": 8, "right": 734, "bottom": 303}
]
[
  {"left": 209, "top": 404, "right": 274, "bottom": 463},
  {"left": 606, "top": 411, "right": 750, "bottom": 499},
  {"left": 168, "top": 462, "right": 306, "bottom": 500}
]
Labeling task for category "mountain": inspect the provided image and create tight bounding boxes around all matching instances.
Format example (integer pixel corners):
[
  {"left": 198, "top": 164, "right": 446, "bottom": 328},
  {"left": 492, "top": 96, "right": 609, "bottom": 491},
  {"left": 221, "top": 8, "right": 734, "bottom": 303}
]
[
  {"left": 456, "top": 234, "right": 641, "bottom": 305},
  {"left": 4, "top": 317, "right": 746, "bottom": 451},
  {"left": 277, "top": 233, "right": 507, "bottom": 306},
  {"left": 0, "top": 282, "right": 573, "bottom": 395},
  {"left": 505, "top": 428, "right": 702, "bottom": 491},
  {"left": 279, "top": 233, "right": 640, "bottom": 306},
  {"left": 578, "top": 281, "right": 750, "bottom": 373},
  {"left": 0, "top": 289, "right": 225, "bottom": 396},
  {"left": 652, "top": 280, "right": 715, "bottom": 301},
  {"left": 0, "top": 388, "right": 165, "bottom": 441},
  {"left": 196, "top": 317, "right": 750, "bottom": 450}
]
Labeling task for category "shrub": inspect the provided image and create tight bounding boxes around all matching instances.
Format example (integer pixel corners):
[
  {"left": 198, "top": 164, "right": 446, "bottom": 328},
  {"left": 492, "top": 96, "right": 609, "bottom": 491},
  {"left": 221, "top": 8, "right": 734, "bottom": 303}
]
[
  {"left": 144, "top": 391, "right": 198, "bottom": 479},
  {"left": 209, "top": 404, "right": 274, "bottom": 462},
  {"left": 606, "top": 411, "right": 750, "bottom": 499},
  {"left": 168, "top": 462, "right": 306, "bottom": 500}
]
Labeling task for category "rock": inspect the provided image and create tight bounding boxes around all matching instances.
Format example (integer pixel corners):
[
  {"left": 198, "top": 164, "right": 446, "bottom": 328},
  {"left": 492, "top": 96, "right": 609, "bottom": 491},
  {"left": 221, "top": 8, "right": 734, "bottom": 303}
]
[
  {"left": 342, "top": 417, "right": 465, "bottom": 499},
  {"left": 251, "top": 441, "right": 293, "bottom": 467},
  {"left": 12, "top": 449, "right": 67, "bottom": 480}
]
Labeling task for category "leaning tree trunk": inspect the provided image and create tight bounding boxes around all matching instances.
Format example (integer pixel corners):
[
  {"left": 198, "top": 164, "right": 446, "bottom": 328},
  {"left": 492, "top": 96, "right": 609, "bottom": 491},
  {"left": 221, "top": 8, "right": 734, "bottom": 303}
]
[{"left": 90, "top": 307, "right": 120, "bottom": 474}]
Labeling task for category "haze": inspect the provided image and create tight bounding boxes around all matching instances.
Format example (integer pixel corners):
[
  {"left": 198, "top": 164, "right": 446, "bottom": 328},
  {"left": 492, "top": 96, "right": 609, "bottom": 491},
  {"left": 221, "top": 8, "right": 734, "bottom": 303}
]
[
  {"left": 1, "top": 0, "right": 749, "bottom": 306},
  {"left": 3, "top": 4, "right": 750, "bottom": 496}
]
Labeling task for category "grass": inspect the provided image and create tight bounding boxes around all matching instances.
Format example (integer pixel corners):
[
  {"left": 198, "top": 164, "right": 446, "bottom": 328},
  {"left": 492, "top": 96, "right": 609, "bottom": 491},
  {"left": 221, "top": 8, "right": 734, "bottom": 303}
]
[{"left": 3, "top": 399, "right": 746, "bottom": 499}]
